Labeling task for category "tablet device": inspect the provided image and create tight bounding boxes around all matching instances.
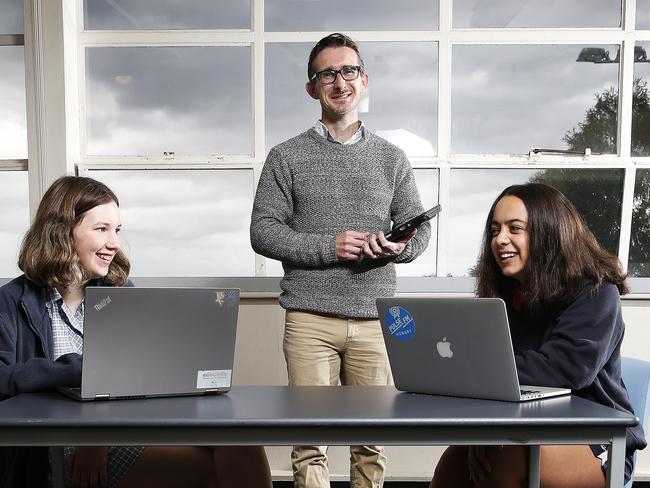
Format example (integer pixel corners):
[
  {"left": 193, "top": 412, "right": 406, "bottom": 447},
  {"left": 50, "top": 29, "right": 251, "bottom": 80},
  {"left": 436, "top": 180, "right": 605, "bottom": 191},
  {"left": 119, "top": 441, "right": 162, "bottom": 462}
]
[{"left": 385, "top": 205, "right": 441, "bottom": 242}]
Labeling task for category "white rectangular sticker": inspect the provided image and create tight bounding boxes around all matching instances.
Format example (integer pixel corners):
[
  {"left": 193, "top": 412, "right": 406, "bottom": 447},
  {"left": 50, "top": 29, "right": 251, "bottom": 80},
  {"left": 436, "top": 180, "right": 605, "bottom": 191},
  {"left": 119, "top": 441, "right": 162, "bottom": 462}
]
[{"left": 196, "top": 369, "right": 232, "bottom": 389}]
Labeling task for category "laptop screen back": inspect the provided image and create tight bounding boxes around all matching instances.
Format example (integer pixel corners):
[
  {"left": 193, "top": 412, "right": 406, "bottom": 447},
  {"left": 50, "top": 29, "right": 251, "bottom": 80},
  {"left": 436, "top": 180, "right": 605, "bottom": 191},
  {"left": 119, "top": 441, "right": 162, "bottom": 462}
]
[
  {"left": 81, "top": 287, "right": 239, "bottom": 400},
  {"left": 376, "top": 297, "right": 524, "bottom": 401}
]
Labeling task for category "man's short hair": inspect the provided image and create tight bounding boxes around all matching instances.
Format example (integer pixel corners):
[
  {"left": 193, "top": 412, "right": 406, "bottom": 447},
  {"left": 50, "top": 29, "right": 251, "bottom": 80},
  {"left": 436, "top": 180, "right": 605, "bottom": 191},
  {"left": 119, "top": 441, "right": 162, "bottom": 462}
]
[{"left": 307, "top": 33, "right": 365, "bottom": 81}]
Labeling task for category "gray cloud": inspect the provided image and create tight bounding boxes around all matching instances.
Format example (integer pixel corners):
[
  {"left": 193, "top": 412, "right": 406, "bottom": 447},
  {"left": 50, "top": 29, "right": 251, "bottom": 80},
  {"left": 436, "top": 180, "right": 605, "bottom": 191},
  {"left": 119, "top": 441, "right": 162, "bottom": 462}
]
[
  {"left": 84, "top": 0, "right": 249, "bottom": 30},
  {"left": 639, "top": 1, "right": 650, "bottom": 29},
  {"left": 0, "top": 0, "right": 22, "bottom": 34},
  {"left": 0, "top": 173, "right": 29, "bottom": 276},
  {"left": 87, "top": 46, "right": 252, "bottom": 155},
  {"left": 452, "top": 44, "right": 619, "bottom": 153},
  {"left": 265, "top": 0, "right": 438, "bottom": 31},
  {"left": 454, "top": 0, "right": 621, "bottom": 28},
  {"left": 0, "top": 46, "right": 27, "bottom": 159},
  {"left": 92, "top": 170, "right": 255, "bottom": 276}
]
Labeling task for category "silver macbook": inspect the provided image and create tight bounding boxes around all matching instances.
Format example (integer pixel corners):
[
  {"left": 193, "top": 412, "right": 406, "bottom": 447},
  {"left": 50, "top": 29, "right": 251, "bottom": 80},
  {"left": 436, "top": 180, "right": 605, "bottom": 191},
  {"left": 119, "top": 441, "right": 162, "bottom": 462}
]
[
  {"left": 376, "top": 297, "right": 570, "bottom": 402},
  {"left": 59, "top": 287, "right": 239, "bottom": 401}
]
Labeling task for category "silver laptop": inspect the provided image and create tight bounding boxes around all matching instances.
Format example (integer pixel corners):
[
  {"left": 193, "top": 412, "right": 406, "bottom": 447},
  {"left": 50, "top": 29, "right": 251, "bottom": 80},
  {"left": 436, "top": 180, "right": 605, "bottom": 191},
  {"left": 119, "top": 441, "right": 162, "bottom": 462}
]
[
  {"left": 58, "top": 287, "right": 239, "bottom": 401},
  {"left": 376, "top": 297, "right": 570, "bottom": 402}
]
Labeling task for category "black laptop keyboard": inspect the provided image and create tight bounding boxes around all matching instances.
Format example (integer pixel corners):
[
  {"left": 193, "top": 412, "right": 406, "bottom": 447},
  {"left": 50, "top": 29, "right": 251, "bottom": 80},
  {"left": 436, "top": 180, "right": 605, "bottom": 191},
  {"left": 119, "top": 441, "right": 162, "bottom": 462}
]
[{"left": 520, "top": 389, "right": 541, "bottom": 396}]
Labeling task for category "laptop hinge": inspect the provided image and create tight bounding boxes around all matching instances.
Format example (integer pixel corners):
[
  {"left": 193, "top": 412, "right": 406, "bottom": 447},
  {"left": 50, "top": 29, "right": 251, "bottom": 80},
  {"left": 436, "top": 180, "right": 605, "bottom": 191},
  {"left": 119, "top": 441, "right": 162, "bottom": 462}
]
[
  {"left": 94, "top": 394, "right": 110, "bottom": 400},
  {"left": 204, "top": 388, "right": 222, "bottom": 394}
]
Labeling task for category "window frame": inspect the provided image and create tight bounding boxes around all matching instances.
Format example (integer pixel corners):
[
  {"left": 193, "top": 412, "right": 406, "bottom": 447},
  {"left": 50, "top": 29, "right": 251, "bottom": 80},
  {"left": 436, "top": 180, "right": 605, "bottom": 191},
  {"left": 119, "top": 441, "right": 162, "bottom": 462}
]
[{"left": 13, "top": 0, "right": 650, "bottom": 294}]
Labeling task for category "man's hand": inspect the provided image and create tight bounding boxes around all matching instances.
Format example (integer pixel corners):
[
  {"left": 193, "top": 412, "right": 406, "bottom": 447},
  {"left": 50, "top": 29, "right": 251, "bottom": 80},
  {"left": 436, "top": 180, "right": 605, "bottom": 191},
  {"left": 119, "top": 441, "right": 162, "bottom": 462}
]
[
  {"left": 363, "top": 228, "right": 416, "bottom": 259},
  {"left": 336, "top": 230, "right": 370, "bottom": 261},
  {"left": 70, "top": 446, "right": 108, "bottom": 488}
]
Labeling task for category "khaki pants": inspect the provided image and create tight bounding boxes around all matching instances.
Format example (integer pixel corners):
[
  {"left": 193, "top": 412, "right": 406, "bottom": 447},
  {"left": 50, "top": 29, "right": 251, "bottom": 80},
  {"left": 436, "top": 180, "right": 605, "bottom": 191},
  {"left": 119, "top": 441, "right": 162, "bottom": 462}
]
[{"left": 283, "top": 311, "right": 392, "bottom": 488}]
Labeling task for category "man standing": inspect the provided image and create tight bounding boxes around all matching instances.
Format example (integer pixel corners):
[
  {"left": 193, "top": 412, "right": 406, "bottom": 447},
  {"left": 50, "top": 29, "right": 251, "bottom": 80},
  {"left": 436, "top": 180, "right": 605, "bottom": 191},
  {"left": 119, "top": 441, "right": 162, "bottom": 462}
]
[{"left": 250, "top": 33, "right": 431, "bottom": 488}]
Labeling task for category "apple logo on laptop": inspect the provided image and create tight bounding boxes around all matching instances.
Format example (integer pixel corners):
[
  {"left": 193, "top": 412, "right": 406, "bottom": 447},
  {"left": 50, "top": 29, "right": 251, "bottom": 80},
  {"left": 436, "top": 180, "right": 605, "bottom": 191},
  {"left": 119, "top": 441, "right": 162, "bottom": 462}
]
[{"left": 436, "top": 337, "right": 453, "bottom": 358}]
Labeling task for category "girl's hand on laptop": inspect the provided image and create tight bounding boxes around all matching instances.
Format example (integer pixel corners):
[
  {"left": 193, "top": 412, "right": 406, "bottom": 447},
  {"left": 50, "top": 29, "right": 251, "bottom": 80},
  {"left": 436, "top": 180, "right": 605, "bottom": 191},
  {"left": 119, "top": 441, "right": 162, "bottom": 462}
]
[
  {"left": 71, "top": 446, "right": 108, "bottom": 488},
  {"left": 364, "top": 228, "right": 416, "bottom": 259}
]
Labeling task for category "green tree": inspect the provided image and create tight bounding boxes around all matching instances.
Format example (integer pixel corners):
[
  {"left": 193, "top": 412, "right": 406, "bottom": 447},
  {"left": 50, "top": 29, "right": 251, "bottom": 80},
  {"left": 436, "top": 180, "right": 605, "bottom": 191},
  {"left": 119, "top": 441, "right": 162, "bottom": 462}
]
[
  {"left": 532, "top": 79, "right": 650, "bottom": 276},
  {"left": 529, "top": 169, "right": 623, "bottom": 256},
  {"left": 563, "top": 78, "right": 650, "bottom": 156},
  {"left": 631, "top": 170, "right": 650, "bottom": 276},
  {"left": 562, "top": 86, "right": 618, "bottom": 154}
]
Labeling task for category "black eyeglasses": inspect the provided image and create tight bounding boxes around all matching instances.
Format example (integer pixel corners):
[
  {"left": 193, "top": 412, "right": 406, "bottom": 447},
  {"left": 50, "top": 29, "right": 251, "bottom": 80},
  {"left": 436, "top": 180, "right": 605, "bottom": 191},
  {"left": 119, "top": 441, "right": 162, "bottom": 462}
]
[{"left": 310, "top": 65, "right": 362, "bottom": 85}]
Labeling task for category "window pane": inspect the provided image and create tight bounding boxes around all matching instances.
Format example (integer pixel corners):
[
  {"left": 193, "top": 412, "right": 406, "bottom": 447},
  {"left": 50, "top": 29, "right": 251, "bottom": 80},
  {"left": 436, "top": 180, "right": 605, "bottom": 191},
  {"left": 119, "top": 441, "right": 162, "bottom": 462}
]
[
  {"left": 454, "top": 0, "right": 621, "bottom": 28},
  {"left": 632, "top": 42, "right": 650, "bottom": 157},
  {"left": 0, "top": 171, "right": 29, "bottom": 277},
  {"left": 397, "top": 168, "right": 439, "bottom": 277},
  {"left": 89, "top": 169, "right": 256, "bottom": 276},
  {"left": 0, "top": 0, "right": 23, "bottom": 34},
  {"left": 265, "top": 43, "right": 315, "bottom": 154},
  {"left": 86, "top": 47, "right": 252, "bottom": 157},
  {"left": 447, "top": 168, "right": 624, "bottom": 277},
  {"left": 0, "top": 46, "right": 27, "bottom": 159},
  {"left": 630, "top": 169, "right": 650, "bottom": 277},
  {"left": 83, "top": 0, "right": 250, "bottom": 30},
  {"left": 266, "top": 42, "right": 438, "bottom": 157},
  {"left": 266, "top": 0, "right": 438, "bottom": 31},
  {"left": 637, "top": 0, "right": 650, "bottom": 29},
  {"left": 452, "top": 44, "right": 619, "bottom": 155}
]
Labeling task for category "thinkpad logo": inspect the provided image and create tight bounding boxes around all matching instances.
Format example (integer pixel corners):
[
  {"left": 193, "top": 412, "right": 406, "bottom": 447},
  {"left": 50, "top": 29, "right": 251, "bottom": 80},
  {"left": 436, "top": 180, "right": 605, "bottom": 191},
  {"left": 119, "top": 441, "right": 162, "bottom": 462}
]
[{"left": 93, "top": 296, "right": 112, "bottom": 311}]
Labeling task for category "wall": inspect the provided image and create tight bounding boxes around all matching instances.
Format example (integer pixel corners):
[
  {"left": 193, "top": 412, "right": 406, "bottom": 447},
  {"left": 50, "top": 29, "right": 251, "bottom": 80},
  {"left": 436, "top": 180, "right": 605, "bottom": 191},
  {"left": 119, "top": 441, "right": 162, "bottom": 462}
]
[{"left": 234, "top": 297, "right": 650, "bottom": 482}]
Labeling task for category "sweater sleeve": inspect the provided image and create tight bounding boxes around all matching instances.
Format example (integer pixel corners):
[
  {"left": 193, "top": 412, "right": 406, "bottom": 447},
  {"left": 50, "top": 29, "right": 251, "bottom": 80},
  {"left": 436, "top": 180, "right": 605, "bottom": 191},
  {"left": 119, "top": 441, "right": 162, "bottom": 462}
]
[
  {"left": 0, "top": 311, "right": 81, "bottom": 399},
  {"left": 250, "top": 148, "right": 339, "bottom": 268},
  {"left": 389, "top": 151, "right": 431, "bottom": 264},
  {"left": 515, "top": 283, "right": 622, "bottom": 390}
]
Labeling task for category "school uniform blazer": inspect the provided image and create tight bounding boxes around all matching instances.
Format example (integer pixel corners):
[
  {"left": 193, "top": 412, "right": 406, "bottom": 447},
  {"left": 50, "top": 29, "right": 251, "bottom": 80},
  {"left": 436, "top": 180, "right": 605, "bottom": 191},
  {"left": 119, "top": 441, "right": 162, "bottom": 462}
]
[
  {"left": 0, "top": 275, "right": 83, "bottom": 400},
  {"left": 508, "top": 281, "right": 646, "bottom": 460},
  {"left": 0, "top": 274, "right": 124, "bottom": 487}
]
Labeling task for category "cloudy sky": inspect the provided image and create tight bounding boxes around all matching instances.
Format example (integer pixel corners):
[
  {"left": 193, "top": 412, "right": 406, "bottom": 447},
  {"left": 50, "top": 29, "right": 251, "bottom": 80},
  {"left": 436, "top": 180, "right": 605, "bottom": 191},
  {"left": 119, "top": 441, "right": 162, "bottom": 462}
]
[
  {"left": 79, "top": 0, "right": 624, "bottom": 31},
  {"left": 82, "top": 0, "right": 439, "bottom": 31},
  {"left": 0, "top": 0, "right": 21, "bottom": 34},
  {"left": 0, "top": 46, "right": 26, "bottom": 159},
  {"left": 454, "top": 0, "right": 620, "bottom": 27},
  {"left": 640, "top": 0, "right": 650, "bottom": 28},
  {"left": 1, "top": 0, "right": 648, "bottom": 277},
  {"left": 90, "top": 169, "right": 256, "bottom": 276},
  {"left": 87, "top": 46, "right": 252, "bottom": 156},
  {"left": 0, "top": 172, "right": 28, "bottom": 277}
]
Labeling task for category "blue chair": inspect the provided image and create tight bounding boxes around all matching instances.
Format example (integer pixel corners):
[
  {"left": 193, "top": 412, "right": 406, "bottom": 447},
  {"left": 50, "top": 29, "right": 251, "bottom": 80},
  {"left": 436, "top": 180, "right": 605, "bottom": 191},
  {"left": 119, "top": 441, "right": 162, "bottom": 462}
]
[{"left": 621, "top": 356, "right": 650, "bottom": 488}]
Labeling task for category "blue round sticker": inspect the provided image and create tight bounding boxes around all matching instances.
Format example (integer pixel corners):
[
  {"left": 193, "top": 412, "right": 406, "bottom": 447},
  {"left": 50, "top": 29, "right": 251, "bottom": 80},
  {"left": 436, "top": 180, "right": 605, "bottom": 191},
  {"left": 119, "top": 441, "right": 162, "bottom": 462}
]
[{"left": 384, "top": 306, "right": 415, "bottom": 341}]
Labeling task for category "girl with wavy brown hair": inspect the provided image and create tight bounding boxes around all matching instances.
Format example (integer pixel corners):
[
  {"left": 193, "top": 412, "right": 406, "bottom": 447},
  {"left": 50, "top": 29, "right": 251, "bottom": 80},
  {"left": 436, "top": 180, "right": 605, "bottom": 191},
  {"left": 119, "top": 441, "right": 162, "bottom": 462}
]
[
  {"left": 430, "top": 183, "right": 645, "bottom": 488},
  {"left": 18, "top": 175, "right": 130, "bottom": 290},
  {"left": 0, "top": 176, "right": 271, "bottom": 488}
]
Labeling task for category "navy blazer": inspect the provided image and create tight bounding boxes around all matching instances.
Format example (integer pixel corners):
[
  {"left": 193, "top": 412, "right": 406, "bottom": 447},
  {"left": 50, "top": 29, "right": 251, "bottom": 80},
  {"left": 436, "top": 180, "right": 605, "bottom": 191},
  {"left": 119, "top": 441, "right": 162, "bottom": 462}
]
[
  {"left": 0, "top": 275, "right": 84, "bottom": 399},
  {"left": 0, "top": 275, "right": 122, "bottom": 487},
  {"left": 509, "top": 281, "right": 646, "bottom": 482}
]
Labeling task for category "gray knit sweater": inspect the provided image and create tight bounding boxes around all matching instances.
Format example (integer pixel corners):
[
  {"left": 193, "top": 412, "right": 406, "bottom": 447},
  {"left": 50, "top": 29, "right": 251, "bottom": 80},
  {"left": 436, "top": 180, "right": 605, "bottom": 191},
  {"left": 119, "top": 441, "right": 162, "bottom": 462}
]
[{"left": 250, "top": 128, "right": 431, "bottom": 318}]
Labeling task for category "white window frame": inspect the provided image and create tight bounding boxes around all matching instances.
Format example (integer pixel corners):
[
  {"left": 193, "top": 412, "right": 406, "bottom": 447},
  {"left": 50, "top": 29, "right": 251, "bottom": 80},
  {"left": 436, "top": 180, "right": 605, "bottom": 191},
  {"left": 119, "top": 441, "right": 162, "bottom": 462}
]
[{"left": 16, "top": 0, "right": 650, "bottom": 294}]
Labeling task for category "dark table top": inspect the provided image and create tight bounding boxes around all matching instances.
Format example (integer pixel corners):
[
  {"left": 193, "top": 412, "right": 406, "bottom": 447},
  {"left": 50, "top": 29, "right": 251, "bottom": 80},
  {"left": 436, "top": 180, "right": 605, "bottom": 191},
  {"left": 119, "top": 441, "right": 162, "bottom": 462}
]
[{"left": 0, "top": 385, "right": 636, "bottom": 429}]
